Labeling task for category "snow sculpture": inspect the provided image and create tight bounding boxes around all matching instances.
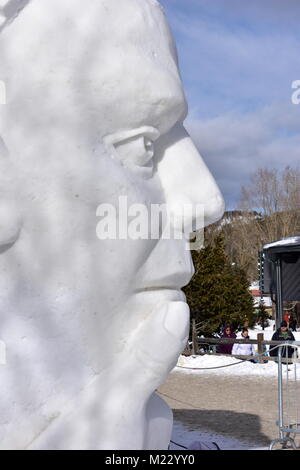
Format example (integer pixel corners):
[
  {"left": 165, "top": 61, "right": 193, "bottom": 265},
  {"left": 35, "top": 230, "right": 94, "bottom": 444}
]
[{"left": 0, "top": 0, "right": 224, "bottom": 449}]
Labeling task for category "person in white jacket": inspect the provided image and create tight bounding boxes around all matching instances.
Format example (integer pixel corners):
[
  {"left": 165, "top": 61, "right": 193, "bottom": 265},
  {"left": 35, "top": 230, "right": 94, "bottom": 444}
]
[{"left": 232, "top": 328, "right": 256, "bottom": 357}]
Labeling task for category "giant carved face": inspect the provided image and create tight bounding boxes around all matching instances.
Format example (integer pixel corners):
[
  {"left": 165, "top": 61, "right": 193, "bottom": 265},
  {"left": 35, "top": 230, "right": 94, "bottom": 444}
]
[{"left": 0, "top": 0, "right": 224, "bottom": 449}]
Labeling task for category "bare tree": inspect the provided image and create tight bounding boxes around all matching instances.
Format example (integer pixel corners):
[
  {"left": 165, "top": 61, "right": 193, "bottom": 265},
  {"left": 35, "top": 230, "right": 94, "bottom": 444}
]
[
  {"left": 206, "top": 167, "right": 300, "bottom": 281},
  {"left": 240, "top": 167, "right": 300, "bottom": 279}
]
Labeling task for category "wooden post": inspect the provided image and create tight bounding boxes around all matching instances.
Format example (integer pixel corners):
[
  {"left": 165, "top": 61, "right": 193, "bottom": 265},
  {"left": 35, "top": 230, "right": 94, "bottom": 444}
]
[
  {"left": 182, "top": 341, "right": 191, "bottom": 356},
  {"left": 192, "top": 318, "right": 198, "bottom": 355},
  {"left": 257, "top": 333, "right": 264, "bottom": 364}
]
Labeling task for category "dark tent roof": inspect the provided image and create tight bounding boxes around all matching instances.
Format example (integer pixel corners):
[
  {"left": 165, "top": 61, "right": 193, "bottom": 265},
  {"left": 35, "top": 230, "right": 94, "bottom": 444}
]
[
  {"left": 262, "top": 235, "right": 300, "bottom": 301},
  {"left": 264, "top": 235, "right": 300, "bottom": 255}
]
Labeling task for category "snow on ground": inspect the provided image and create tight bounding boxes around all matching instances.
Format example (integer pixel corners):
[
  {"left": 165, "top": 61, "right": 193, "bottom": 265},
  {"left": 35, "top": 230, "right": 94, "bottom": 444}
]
[
  {"left": 175, "top": 354, "right": 300, "bottom": 378},
  {"left": 170, "top": 420, "right": 267, "bottom": 451},
  {"left": 175, "top": 322, "right": 300, "bottom": 378}
]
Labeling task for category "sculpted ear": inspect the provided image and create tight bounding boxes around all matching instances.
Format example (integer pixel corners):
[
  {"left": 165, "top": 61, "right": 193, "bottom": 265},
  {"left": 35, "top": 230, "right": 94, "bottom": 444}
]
[{"left": 0, "top": 139, "right": 23, "bottom": 252}]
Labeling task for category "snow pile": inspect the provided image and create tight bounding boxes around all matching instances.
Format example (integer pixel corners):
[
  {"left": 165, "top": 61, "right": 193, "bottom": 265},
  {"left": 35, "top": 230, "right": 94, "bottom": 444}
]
[{"left": 175, "top": 354, "right": 288, "bottom": 378}]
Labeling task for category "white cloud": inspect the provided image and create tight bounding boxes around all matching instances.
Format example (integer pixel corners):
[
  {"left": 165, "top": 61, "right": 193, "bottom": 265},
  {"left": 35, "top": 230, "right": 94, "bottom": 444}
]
[
  {"left": 185, "top": 104, "right": 300, "bottom": 209},
  {"left": 159, "top": 0, "right": 300, "bottom": 208}
]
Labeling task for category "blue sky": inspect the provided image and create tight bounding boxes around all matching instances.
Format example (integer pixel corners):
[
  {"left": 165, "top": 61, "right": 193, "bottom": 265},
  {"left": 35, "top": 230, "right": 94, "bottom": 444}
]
[{"left": 159, "top": 0, "right": 300, "bottom": 209}]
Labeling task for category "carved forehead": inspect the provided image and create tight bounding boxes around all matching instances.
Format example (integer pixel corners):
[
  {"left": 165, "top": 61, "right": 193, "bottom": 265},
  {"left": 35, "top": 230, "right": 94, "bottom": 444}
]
[
  {"left": 0, "top": 0, "right": 162, "bottom": 25},
  {"left": 1, "top": 0, "right": 179, "bottom": 92},
  {"left": 0, "top": 0, "right": 186, "bottom": 137},
  {"left": 1, "top": 0, "right": 174, "bottom": 53}
]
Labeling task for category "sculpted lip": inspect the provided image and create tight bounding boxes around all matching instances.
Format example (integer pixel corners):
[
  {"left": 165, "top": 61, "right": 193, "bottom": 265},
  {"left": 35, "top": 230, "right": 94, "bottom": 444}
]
[
  {"left": 138, "top": 278, "right": 194, "bottom": 292},
  {"left": 163, "top": 301, "right": 190, "bottom": 341},
  {"left": 134, "top": 287, "right": 187, "bottom": 303},
  {"left": 137, "top": 266, "right": 195, "bottom": 293}
]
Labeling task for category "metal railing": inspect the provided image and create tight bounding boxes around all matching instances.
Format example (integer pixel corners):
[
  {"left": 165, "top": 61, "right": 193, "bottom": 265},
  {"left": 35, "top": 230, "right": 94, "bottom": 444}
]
[
  {"left": 269, "top": 343, "right": 300, "bottom": 450},
  {"left": 183, "top": 335, "right": 300, "bottom": 450},
  {"left": 187, "top": 334, "right": 300, "bottom": 363}
]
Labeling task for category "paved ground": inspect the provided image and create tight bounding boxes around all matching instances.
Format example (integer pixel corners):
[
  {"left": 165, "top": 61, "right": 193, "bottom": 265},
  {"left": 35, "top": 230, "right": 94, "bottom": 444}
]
[{"left": 158, "top": 371, "right": 300, "bottom": 449}]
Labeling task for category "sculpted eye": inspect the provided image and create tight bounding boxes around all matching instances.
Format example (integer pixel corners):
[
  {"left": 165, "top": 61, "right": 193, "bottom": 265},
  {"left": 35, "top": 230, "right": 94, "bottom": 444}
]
[
  {"left": 104, "top": 127, "right": 160, "bottom": 179},
  {"left": 144, "top": 138, "right": 154, "bottom": 155}
]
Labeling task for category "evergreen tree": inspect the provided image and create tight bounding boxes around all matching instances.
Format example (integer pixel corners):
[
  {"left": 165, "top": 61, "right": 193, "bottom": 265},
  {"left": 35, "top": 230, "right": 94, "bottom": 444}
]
[
  {"left": 257, "top": 300, "right": 268, "bottom": 330},
  {"left": 184, "top": 235, "right": 255, "bottom": 337}
]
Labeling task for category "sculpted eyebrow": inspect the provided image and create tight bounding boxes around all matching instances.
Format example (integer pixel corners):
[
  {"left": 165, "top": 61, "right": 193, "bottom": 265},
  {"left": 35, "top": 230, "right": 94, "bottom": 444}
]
[{"left": 103, "top": 127, "right": 160, "bottom": 146}]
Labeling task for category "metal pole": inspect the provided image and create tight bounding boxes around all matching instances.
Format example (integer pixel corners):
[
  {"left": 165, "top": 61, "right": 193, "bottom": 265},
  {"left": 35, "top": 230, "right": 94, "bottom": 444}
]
[
  {"left": 278, "top": 346, "right": 284, "bottom": 440},
  {"left": 275, "top": 257, "right": 283, "bottom": 330}
]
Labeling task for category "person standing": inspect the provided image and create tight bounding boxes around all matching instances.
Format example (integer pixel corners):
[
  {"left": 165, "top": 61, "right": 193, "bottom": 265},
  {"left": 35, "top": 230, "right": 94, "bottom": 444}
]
[
  {"left": 232, "top": 328, "right": 255, "bottom": 357},
  {"left": 270, "top": 321, "right": 296, "bottom": 359},
  {"left": 283, "top": 312, "right": 290, "bottom": 328},
  {"left": 290, "top": 315, "right": 297, "bottom": 332},
  {"left": 219, "top": 325, "right": 236, "bottom": 355}
]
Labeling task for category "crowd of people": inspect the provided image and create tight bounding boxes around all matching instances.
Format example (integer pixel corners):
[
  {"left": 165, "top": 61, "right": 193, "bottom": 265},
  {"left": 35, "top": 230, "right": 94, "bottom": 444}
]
[{"left": 218, "top": 320, "right": 297, "bottom": 360}]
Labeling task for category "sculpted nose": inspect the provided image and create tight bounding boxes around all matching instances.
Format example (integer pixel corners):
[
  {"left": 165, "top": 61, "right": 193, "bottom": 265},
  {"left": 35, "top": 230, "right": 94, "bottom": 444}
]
[{"left": 156, "top": 123, "right": 225, "bottom": 233}]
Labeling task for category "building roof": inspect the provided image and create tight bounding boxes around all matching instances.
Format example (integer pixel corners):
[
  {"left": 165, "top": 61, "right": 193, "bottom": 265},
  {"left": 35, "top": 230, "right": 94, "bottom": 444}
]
[{"left": 264, "top": 235, "right": 300, "bottom": 252}]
